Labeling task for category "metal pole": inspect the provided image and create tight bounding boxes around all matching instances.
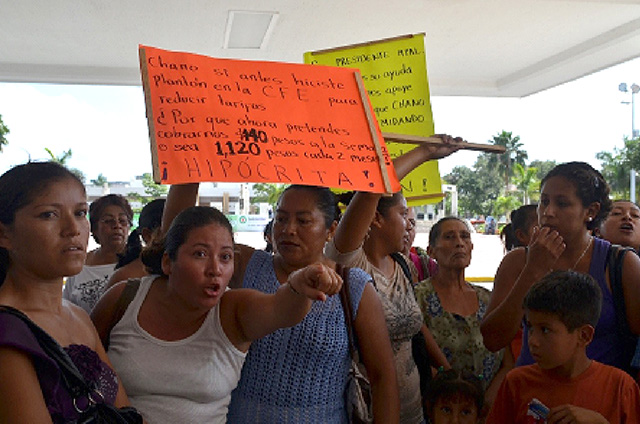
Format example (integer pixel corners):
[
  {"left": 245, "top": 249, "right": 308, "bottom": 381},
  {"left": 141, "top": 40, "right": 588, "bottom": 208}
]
[
  {"left": 631, "top": 84, "right": 640, "bottom": 139},
  {"left": 631, "top": 169, "right": 636, "bottom": 204},
  {"left": 633, "top": 91, "right": 636, "bottom": 139}
]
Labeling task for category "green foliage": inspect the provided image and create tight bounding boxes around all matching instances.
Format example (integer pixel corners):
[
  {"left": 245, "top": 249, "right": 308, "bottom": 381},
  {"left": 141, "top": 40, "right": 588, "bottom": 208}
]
[
  {"left": 0, "top": 114, "right": 9, "bottom": 153},
  {"left": 141, "top": 173, "right": 167, "bottom": 199},
  {"left": 494, "top": 195, "right": 522, "bottom": 218},
  {"left": 126, "top": 174, "right": 167, "bottom": 206},
  {"left": 529, "top": 159, "right": 557, "bottom": 181},
  {"left": 127, "top": 191, "right": 144, "bottom": 206},
  {"left": 597, "top": 137, "right": 640, "bottom": 199},
  {"left": 251, "top": 183, "right": 288, "bottom": 208},
  {"left": 445, "top": 151, "right": 545, "bottom": 218},
  {"left": 45, "top": 147, "right": 73, "bottom": 164},
  {"left": 444, "top": 154, "right": 502, "bottom": 217},
  {"left": 487, "top": 130, "right": 528, "bottom": 194},
  {"left": 91, "top": 173, "right": 108, "bottom": 186},
  {"left": 44, "top": 148, "right": 85, "bottom": 183},
  {"left": 512, "top": 163, "right": 540, "bottom": 204}
]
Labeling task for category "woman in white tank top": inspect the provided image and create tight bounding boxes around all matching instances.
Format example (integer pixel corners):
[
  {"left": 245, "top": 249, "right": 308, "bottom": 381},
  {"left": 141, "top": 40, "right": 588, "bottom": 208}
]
[{"left": 91, "top": 206, "right": 342, "bottom": 424}]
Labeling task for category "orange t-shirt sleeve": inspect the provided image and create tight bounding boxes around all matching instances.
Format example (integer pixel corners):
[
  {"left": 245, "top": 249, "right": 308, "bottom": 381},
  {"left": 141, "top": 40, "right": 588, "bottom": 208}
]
[{"left": 621, "top": 377, "right": 640, "bottom": 422}]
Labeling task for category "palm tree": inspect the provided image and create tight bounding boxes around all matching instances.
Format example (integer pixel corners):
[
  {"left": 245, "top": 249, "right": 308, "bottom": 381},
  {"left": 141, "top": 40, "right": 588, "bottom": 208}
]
[
  {"left": 45, "top": 147, "right": 73, "bottom": 164},
  {"left": 44, "top": 148, "right": 86, "bottom": 182},
  {"left": 512, "top": 163, "right": 539, "bottom": 204},
  {"left": 0, "top": 114, "right": 10, "bottom": 153},
  {"left": 487, "top": 131, "right": 528, "bottom": 194},
  {"left": 91, "top": 173, "right": 108, "bottom": 187}
]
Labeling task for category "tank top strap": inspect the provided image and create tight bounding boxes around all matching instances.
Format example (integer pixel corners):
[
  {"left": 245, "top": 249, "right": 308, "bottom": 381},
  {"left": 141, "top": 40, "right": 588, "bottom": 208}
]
[
  {"left": 119, "top": 275, "right": 155, "bottom": 325},
  {"left": 588, "top": 237, "right": 610, "bottom": 284}
]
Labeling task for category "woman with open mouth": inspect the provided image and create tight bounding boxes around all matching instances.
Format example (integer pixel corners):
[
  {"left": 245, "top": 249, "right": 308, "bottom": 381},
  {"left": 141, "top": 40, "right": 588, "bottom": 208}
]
[
  {"left": 157, "top": 181, "right": 400, "bottom": 423},
  {"left": 91, "top": 204, "right": 344, "bottom": 424},
  {"left": 598, "top": 200, "right": 640, "bottom": 251}
]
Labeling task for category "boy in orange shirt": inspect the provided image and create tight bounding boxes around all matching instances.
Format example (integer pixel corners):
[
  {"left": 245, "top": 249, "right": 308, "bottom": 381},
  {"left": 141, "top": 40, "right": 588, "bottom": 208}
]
[{"left": 486, "top": 270, "right": 640, "bottom": 423}]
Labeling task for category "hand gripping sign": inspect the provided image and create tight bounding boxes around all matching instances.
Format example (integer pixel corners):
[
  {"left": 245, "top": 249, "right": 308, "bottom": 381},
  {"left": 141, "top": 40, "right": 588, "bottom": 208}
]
[{"left": 139, "top": 45, "right": 401, "bottom": 194}]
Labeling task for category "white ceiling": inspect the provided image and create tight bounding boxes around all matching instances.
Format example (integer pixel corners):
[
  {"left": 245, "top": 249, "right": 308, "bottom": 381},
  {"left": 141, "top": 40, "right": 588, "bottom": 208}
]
[{"left": 1, "top": 0, "right": 640, "bottom": 97}]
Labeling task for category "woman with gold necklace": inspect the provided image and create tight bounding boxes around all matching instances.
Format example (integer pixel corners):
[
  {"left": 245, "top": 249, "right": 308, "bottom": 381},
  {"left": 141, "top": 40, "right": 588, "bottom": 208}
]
[{"left": 481, "top": 162, "right": 640, "bottom": 371}]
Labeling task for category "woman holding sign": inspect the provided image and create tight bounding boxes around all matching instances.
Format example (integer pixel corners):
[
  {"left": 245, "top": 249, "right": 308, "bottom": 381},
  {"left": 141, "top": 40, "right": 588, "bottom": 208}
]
[
  {"left": 161, "top": 183, "right": 400, "bottom": 423},
  {"left": 326, "top": 135, "right": 463, "bottom": 424}
]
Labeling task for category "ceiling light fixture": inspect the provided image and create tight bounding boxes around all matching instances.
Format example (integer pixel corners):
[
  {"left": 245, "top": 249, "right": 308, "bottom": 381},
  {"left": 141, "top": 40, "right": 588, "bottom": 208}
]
[{"left": 223, "top": 10, "right": 279, "bottom": 49}]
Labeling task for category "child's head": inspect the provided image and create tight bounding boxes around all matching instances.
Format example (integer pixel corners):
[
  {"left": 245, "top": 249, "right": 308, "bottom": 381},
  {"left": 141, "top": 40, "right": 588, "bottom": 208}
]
[
  {"left": 512, "top": 204, "right": 538, "bottom": 247},
  {"left": 426, "top": 369, "right": 484, "bottom": 424},
  {"left": 523, "top": 270, "right": 602, "bottom": 371}
]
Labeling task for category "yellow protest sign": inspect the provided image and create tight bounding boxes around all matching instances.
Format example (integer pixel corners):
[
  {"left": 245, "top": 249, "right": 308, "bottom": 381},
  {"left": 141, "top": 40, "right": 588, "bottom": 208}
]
[{"left": 305, "top": 34, "right": 443, "bottom": 205}]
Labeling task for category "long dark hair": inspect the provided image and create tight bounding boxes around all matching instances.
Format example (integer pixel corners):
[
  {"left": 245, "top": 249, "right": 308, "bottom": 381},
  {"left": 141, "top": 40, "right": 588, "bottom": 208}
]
[
  {"left": 337, "top": 190, "right": 404, "bottom": 221},
  {"left": 0, "top": 162, "right": 85, "bottom": 285},
  {"left": 116, "top": 199, "right": 165, "bottom": 269},
  {"left": 425, "top": 369, "right": 484, "bottom": 419},
  {"left": 501, "top": 204, "right": 537, "bottom": 251},
  {"left": 141, "top": 206, "right": 232, "bottom": 276}
]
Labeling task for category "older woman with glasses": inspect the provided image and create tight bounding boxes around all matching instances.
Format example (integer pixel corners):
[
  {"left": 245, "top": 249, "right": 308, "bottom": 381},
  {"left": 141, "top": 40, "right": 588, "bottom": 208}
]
[{"left": 63, "top": 194, "right": 132, "bottom": 313}]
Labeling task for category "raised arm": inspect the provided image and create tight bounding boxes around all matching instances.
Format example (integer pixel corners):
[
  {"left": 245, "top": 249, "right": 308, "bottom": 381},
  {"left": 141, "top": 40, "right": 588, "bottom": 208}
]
[
  {"left": 333, "top": 135, "right": 463, "bottom": 254},
  {"left": 220, "top": 263, "right": 342, "bottom": 352},
  {"left": 481, "top": 227, "right": 565, "bottom": 351},
  {"left": 162, "top": 183, "right": 200, "bottom": 233},
  {"left": 333, "top": 191, "right": 382, "bottom": 254}
]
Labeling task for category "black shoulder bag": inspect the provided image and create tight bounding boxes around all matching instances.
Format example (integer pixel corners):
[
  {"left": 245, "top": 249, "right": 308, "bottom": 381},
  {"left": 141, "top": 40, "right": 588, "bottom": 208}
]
[
  {"left": 0, "top": 305, "right": 142, "bottom": 424},
  {"left": 607, "top": 244, "right": 639, "bottom": 376},
  {"left": 337, "top": 264, "right": 374, "bottom": 424}
]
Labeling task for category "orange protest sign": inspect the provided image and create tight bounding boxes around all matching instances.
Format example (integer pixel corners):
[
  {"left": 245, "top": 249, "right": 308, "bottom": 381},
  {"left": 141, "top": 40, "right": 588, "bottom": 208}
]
[{"left": 139, "top": 45, "right": 401, "bottom": 193}]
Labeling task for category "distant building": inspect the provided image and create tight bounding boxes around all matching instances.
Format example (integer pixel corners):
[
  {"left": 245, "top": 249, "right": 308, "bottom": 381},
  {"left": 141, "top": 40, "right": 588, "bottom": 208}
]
[{"left": 86, "top": 179, "right": 271, "bottom": 231}]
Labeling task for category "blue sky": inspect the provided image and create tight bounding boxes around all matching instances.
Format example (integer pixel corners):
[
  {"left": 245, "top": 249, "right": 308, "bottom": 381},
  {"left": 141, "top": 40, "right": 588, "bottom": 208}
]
[{"left": 0, "top": 57, "right": 638, "bottom": 182}]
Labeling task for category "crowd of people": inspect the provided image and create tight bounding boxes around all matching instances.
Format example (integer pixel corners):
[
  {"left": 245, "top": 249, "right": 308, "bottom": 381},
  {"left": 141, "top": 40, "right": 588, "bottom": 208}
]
[{"left": 1, "top": 138, "right": 640, "bottom": 423}]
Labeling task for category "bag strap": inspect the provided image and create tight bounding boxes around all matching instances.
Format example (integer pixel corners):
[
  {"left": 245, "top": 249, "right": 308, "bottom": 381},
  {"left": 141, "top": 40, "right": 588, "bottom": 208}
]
[
  {"left": 608, "top": 245, "right": 632, "bottom": 334},
  {"left": 337, "top": 264, "right": 358, "bottom": 360},
  {"left": 103, "top": 278, "right": 141, "bottom": 350},
  {"left": 390, "top": 252, "right": 412, "bottom": 282},
  {"left": 0, "top": 305, "right": 91, "bottom": 398}
]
